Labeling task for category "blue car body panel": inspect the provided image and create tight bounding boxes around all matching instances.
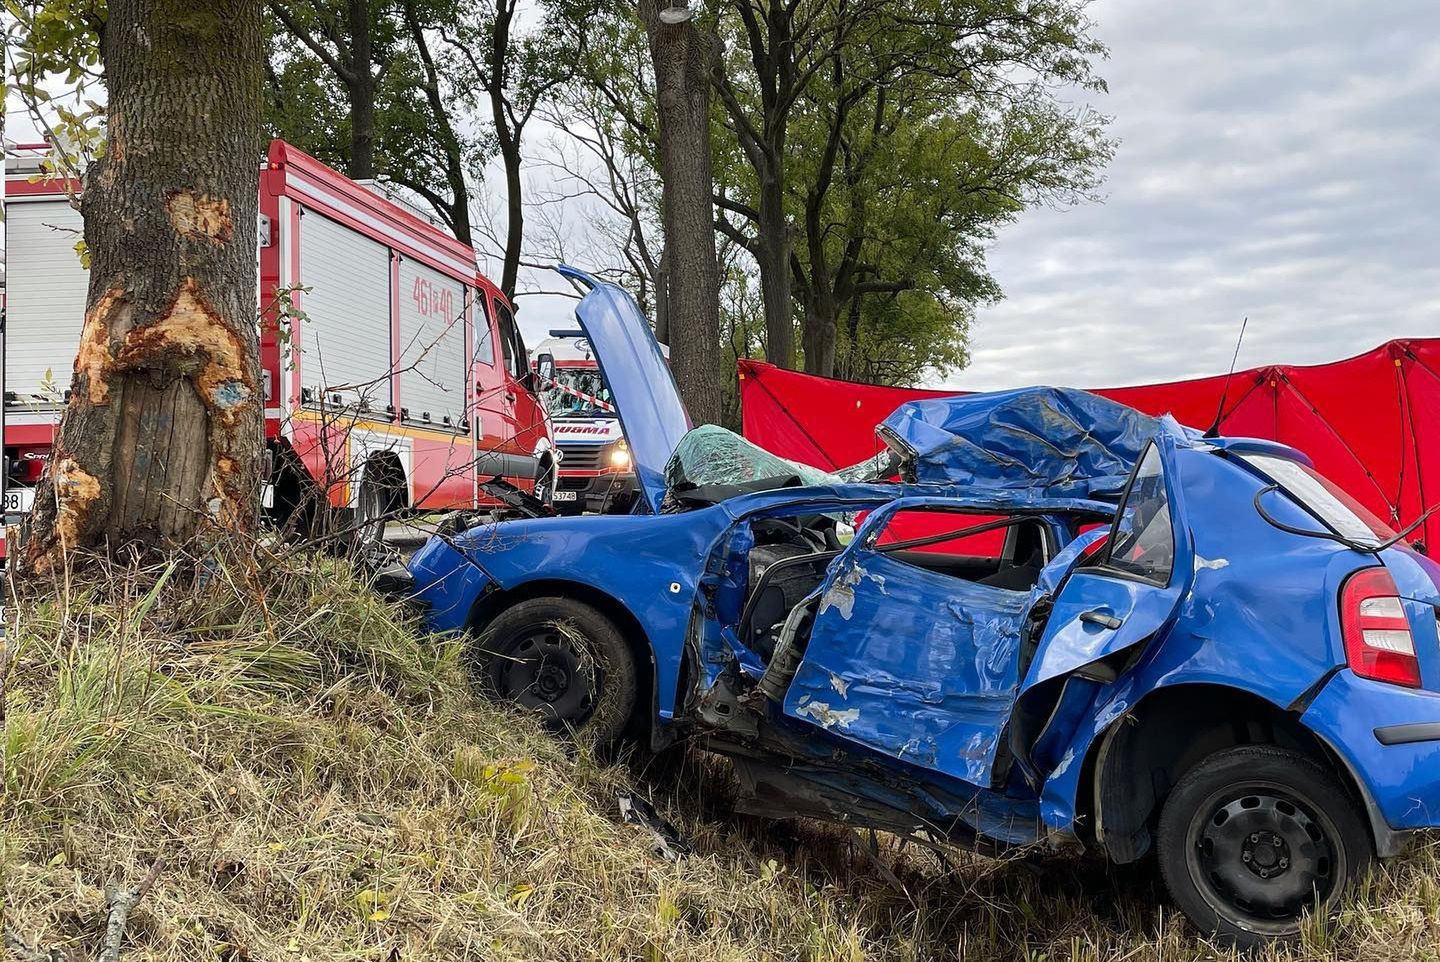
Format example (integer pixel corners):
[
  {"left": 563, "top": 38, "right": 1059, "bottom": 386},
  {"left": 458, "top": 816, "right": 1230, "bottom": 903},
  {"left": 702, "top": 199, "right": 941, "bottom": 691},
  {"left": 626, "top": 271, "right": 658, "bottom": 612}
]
[
  {"left": 1302, "top": 670, "right": 1440, "bottom": 830},
  {"left": 408, "top": 275, "right": 1440, "bottom": 854},
  {"left": 413, "top": 483, "right": 1113, "bottom": 724},
  {"left": 786, "top": 549, "right": 1033, "bottom": 784},
  {"left": 781, "top": 495, "right": 1095, "bottom": 787}
]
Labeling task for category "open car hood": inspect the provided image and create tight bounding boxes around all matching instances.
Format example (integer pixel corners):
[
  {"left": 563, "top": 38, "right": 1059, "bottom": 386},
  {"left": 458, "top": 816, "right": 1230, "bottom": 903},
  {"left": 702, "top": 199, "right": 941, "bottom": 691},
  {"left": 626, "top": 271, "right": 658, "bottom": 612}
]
[
  {"left": 559, "top": 266, "right": 692, "bottom": 511},
  {"left": 878, "top": 386, "right": 1166, "bottom": 499}
]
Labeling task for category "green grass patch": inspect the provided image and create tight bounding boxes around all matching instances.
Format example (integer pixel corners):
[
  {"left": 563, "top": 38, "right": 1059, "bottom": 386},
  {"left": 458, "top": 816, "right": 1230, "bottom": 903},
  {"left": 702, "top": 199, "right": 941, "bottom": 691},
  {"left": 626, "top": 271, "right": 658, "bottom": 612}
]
[{"left": 4, "top": 549, "right": 1436, "bottom": 960}]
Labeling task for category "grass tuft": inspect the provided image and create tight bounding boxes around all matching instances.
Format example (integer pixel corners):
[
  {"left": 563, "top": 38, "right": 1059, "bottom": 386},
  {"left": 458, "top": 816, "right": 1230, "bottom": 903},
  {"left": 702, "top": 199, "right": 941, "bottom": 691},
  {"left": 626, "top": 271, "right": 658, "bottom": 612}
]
[{"left": 3, "top": 548, "right": 1436, "bottom": 961}]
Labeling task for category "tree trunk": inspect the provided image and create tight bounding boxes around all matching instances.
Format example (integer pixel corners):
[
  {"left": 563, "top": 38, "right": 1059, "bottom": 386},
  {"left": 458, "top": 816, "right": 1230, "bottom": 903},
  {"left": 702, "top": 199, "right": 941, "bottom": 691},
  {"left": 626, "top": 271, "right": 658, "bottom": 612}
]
[
  {"left": 840, "top": 295, "right": 863, "bottom": 380},
  {"left": 802, "top": 297, "right": 837, "bottom": 377},
  {"left": 800, "top": 191, "right": 837, "bottom": 377},
  {"left": 16, "top": 0, "right": 265, "bottom": 578},
  {"left": 438, "top": 135, "right": 473, "bottom": 246},
  {"left": 652, "top": 246, "right": 671, "bottom": 344},
  {"left": 755, "top": 173, "right": 794, "bottom": 369},
  {"left": 498, "top": 137, "right": 524, "bottom": 299},
  {"left": 346, "top": 0, "right": 376, "bottom": 179},
  {"left": 400, "top": 0, "right": 472, "bottom": 246},
  {"left": 640, "top": 0, "right": 724, "bottom": 425}
]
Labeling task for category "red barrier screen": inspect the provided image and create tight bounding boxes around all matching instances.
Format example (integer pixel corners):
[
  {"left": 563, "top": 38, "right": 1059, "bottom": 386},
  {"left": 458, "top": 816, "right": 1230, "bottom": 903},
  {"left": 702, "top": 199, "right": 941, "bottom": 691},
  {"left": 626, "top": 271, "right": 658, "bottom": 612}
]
[{"left": 739, "top": 339, "right": 1440, "bottom": 552}]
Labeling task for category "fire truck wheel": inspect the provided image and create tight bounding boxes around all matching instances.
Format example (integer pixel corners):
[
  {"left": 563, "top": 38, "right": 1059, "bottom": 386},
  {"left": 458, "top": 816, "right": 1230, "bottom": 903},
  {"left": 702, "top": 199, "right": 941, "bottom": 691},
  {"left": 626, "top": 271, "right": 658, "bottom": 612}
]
[
  {"left": 349, "top": 473, "right": 392, "bottom": 552},
  {"left": 476, "top": 597, "right": 638, "bottom": 746}
]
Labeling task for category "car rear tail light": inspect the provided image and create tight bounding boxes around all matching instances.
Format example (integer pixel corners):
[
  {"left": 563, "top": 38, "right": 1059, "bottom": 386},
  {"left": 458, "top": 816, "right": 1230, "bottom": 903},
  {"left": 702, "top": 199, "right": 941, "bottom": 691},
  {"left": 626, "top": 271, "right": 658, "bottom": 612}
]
[{"left": 1340, "top": 566, "right": 1422, "bottom": 688}]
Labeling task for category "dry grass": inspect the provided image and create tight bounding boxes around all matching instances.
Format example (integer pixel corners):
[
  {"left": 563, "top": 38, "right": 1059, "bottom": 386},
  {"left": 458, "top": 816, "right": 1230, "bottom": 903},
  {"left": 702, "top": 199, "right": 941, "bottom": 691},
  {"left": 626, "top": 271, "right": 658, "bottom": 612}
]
[{"left": 3, "top": 549, "right": 1437, "bottom": 961}]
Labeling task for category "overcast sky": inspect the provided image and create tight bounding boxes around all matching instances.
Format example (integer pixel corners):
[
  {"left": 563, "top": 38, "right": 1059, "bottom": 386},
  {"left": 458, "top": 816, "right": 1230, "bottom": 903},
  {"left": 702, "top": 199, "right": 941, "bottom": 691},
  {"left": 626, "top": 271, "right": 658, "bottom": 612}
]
[
  {"left": 944, "top": 0, "right": 1440, "bottom": 390},
  {"left": 9, "top": 0, "right": 1439, "bottom": 392}
]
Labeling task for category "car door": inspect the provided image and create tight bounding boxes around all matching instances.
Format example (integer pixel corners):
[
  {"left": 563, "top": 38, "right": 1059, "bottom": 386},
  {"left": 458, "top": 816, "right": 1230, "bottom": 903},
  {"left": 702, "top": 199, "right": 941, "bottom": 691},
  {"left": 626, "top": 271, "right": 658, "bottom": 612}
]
[
  {"left": 779, "top": 437, "right": 1191, "bottom": 791},
  {"left": 1010, "top": 435, "right": 1193, "bottom": 783},
  {"left": 777, "top": 497, "right": 1069, "bottom": 788}
]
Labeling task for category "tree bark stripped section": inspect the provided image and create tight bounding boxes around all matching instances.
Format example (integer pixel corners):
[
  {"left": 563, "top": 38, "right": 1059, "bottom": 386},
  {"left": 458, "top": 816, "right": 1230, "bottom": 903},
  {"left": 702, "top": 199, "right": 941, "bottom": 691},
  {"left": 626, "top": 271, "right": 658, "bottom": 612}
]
[{"left": 18, "top": 0, "right": 265, "bottom": 575}]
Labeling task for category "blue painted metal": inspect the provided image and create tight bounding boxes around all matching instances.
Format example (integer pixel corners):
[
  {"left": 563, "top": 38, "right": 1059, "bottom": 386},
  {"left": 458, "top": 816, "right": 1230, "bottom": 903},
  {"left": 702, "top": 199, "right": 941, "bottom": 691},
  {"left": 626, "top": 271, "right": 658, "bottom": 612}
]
[
  {"left": 560, "top": 265, "right": 691, "bottom": 511},
  {"left": 409, "top": 365, "right": 1440, "bottom": 851},
  {"left": 1020, "top": 435, "right": 1193, "bottom": 693},
  {"left": 880, "top": 387, "right": 1175, "bottom": 498},
  {"left": 413, "top": 482, "right": 1105, "bottom": 721},
  {"left": 781, "top": 497, "right": 1045, "bottom": 786},
  {"left": 1033, "top": 445, "right": 1440, "bottom": 835},
  {"left": 1301, "top": 669, "right": 1440, "bottom": 830}
]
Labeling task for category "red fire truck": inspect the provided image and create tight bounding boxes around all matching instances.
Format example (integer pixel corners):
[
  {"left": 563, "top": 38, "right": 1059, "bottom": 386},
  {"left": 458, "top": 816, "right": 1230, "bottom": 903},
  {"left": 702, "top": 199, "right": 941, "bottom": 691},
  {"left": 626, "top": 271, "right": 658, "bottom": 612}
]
[{"left": 3, "top": 140, "right": 554, "bottom": 549}]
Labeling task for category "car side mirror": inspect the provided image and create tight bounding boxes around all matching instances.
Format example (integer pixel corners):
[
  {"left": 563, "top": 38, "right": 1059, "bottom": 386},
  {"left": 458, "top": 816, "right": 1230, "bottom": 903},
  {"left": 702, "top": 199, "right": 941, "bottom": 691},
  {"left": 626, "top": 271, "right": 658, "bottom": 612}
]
[{"left": 536, "top": 353, "right": 556, "bottom": 382}]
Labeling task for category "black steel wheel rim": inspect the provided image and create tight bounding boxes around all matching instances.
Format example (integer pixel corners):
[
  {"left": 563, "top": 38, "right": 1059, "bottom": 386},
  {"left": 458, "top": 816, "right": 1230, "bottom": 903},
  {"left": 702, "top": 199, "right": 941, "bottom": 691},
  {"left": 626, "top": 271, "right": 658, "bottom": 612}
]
[
  {"left": 491, "top": 626, "right": 598, "bottom": 728},
  {"left": 1186, "top": 781, "right": 1340, "bottom": 929}
]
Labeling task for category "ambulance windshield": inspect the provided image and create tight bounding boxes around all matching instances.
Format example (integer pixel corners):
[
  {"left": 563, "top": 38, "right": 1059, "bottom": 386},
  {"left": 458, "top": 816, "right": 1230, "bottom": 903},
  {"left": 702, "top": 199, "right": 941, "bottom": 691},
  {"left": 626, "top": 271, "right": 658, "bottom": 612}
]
[{"left": 541, "top": 366, "right": 615, "bottom": 419}]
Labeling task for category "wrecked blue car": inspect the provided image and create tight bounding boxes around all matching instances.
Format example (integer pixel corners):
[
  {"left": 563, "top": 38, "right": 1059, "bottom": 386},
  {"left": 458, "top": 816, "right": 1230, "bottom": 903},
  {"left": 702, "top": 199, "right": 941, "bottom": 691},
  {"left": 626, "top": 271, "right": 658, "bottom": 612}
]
[{"left": 408, "top": 268, "right": 1440, "bottom": 947}]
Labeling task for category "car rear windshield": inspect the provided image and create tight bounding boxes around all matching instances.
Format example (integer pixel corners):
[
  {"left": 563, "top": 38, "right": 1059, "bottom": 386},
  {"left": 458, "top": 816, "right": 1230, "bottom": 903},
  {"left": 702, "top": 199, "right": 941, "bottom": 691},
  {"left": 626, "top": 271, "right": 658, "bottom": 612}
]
[{"left": 1240, "top": 454, "right": 1396, "bottom": 544}]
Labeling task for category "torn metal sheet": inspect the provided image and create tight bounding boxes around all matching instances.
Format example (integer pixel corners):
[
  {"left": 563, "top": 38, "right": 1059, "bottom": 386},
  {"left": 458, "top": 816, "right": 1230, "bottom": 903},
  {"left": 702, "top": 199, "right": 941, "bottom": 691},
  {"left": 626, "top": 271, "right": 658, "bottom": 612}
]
[{"left": 880, "top": 387, "right": 1170, "bottom": 499}]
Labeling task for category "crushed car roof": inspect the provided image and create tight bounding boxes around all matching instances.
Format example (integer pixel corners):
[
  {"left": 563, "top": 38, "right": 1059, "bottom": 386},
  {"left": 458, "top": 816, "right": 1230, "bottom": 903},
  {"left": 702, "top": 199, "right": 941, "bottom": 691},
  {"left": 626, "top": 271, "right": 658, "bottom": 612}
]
[{"left": 879, "top": 386, "right": 1185, "bottom": 499}]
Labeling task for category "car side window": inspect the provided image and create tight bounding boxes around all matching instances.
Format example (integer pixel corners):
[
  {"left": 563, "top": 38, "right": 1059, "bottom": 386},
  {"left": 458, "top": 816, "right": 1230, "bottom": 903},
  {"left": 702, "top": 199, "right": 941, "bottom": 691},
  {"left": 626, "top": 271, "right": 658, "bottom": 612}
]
[
  {"left": 1103, "top": 444, "right": 1174, "bottom": 584},
  {"left": 474, "top": 293, "right": 495, "bottom": 366}
]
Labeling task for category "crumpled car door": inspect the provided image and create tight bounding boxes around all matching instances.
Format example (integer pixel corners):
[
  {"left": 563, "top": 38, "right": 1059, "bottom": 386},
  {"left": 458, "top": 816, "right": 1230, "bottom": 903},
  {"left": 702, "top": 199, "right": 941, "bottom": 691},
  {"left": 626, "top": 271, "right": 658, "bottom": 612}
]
[
  {"left": 777, "top": 496, "right": 1044, "bottom": 788},
  {"left": 1013, "top": 435, "right": 1194, "bottom": 781}
]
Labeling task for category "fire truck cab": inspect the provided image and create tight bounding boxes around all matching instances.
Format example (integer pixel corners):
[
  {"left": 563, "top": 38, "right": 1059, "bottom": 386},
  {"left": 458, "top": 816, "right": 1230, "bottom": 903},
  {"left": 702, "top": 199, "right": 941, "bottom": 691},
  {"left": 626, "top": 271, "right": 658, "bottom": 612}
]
[{"left": 3, "top": 140, "right": 555, "bottom": 550}]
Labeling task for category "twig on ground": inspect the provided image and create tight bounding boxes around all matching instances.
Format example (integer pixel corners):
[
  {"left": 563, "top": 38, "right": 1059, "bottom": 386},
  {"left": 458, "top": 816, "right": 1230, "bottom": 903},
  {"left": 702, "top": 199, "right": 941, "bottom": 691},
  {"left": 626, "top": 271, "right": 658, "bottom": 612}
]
[{"left": 97, "top": 858, "right": 165, "bottom": 962}]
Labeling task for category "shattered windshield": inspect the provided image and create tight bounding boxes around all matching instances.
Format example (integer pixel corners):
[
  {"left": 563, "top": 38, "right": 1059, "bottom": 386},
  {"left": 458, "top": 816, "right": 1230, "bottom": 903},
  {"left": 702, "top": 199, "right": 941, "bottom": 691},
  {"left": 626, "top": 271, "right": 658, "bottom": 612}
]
[
  {"left": 663, "top": 425, "right": 894, "bottom": 504},
  {"left": 540, "top": 367, "right": 613, "bottom": 419},
  {"left": 664, "top": 425, "right": 838, "bottom": 493}
]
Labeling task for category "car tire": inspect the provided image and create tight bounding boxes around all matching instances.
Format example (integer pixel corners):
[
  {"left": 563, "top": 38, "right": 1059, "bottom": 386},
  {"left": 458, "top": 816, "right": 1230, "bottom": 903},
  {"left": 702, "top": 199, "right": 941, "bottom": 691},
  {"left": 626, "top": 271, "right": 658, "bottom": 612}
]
[
  {"left": 1156, "top": 745, "right": 1372, "bottom": 949},
  {"left": 475, "top": 597, "right": 638, "bottom": 745}
]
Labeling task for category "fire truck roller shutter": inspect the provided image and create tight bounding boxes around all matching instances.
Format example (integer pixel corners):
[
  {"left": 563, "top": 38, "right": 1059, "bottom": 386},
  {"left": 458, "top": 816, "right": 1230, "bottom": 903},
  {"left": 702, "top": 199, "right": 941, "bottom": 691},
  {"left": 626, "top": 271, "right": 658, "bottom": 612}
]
[
  {"left": 297, "top": 209, "right": 393, "bottom": 409},
  {"left": 397, "top": 256, "right": 467, "bottom": 430},
  {"left": 6, "top": 197, "right": 89, "bottom": 401}
]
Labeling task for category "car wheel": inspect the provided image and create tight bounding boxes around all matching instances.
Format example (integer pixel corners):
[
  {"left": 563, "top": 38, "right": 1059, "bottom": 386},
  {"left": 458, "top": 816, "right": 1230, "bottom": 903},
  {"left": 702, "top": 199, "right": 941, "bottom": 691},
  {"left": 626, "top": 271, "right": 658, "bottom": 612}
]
[
  {"left": 1156, "top": 745, "right": 1372, "bottom": 949},
  {"left": 476, "top": 597, "right": 638, "bottom": 745}
]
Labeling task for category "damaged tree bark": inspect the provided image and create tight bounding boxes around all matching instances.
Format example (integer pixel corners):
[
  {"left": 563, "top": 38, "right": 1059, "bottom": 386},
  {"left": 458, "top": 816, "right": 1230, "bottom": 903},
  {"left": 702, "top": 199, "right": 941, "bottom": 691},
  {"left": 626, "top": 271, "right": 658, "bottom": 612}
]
[{"left": 16, "top": 0, "right": 265, "bottom": 578}]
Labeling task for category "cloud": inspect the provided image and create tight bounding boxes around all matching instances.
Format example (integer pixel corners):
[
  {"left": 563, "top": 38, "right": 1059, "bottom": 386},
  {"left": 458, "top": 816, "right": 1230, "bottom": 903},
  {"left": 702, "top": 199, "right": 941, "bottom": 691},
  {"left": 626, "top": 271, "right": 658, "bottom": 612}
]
[{"left": 949, "top": 0, "right": 1440, "bottom": 391}]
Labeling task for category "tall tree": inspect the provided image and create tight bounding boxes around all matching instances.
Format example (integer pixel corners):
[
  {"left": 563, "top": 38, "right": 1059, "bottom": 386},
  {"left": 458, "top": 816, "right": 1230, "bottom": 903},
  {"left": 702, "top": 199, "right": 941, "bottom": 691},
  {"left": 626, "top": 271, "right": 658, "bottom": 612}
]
[
  {"left": 265, "top": 2, "right": 484, "bottom": 244},
  {"left": 709, "top": 0, "right": 874, "bottom": 370},
  {"left": 267, "top": 0, "right": 588, "bottom": 297},
  {"left": 638, "top": 0, "right": 724, "bottom": 424},
  {"left": 16, "top": 0, "right": 266, "bottom": 576},
  {"left": 714, "top": 0, "right": 1110, "bottom": 378},
  {"left": 539, "top": 9, "right": 668, "bottom": 330},
  {"left": 435, "top": 0, "right": 592, "bottom": 298},
  {"left": 266, "top": 0, "right": 397, "bottom": 179}
]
